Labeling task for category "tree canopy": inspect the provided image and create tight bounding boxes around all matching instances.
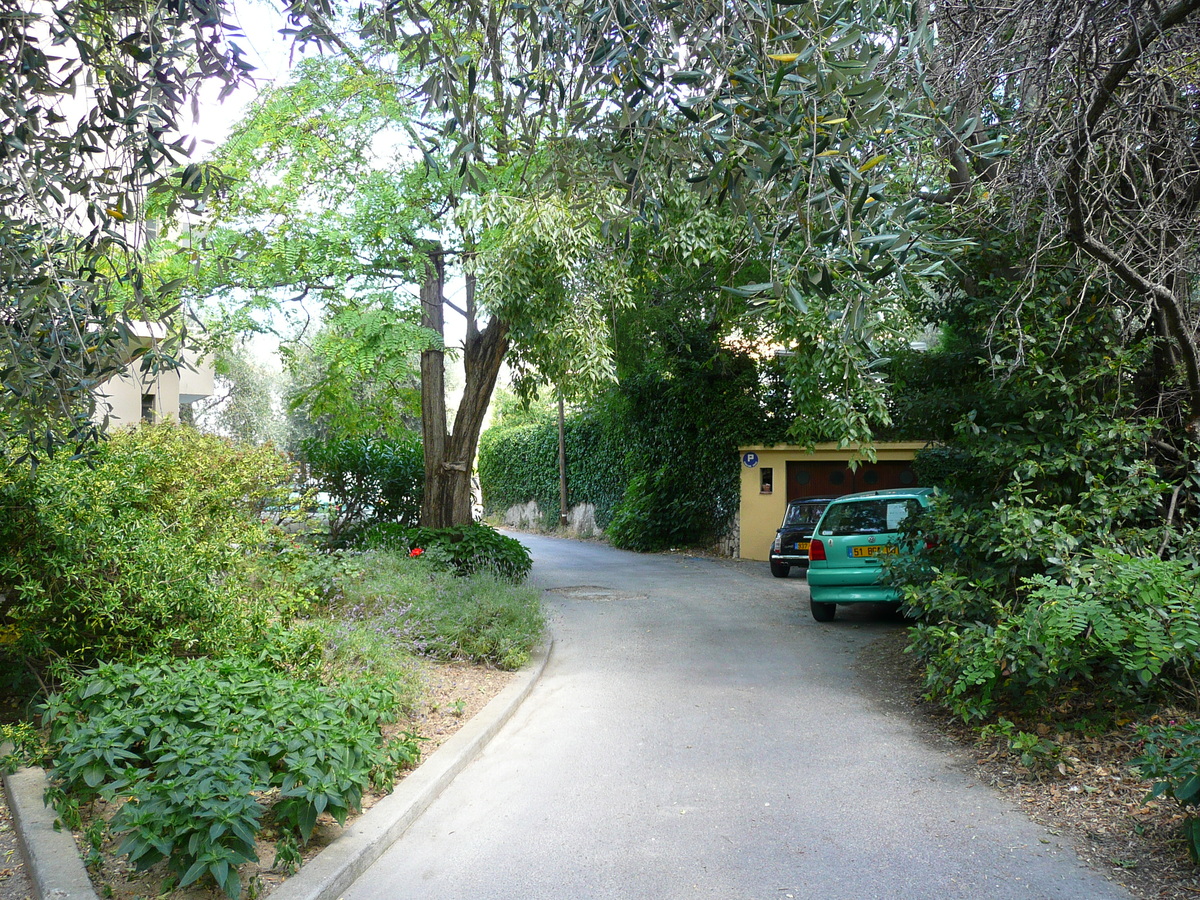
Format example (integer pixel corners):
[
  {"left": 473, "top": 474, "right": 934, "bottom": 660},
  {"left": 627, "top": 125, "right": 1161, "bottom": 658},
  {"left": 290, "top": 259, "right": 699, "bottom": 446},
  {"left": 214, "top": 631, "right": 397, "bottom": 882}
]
[{"left": 1, "top": 0, "right": 253, "bottom": 455}]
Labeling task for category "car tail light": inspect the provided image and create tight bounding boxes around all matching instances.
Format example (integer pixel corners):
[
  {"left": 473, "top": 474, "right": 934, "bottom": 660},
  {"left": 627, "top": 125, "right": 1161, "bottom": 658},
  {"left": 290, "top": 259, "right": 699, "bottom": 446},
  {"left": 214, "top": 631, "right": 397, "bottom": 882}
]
[{"left": 809, "top": 539, "right": 826, "bottom": 562}]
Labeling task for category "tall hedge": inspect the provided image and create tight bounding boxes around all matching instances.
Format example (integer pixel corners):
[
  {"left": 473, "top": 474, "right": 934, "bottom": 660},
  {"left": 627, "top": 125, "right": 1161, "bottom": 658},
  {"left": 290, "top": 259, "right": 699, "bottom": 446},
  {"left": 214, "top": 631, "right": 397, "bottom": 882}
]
[
  {"left": 477, "top": 411, "right": 624, "bottom": 529},
  {"left": 478, "top": 341, "right": 791, "bottom": 550}
]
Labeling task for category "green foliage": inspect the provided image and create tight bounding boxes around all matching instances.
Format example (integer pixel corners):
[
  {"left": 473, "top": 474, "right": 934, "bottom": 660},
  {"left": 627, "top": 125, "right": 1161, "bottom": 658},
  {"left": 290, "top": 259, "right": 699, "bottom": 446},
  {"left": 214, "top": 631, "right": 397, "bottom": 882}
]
[
  {"left": 318, "top": 549, "right": 544, "bottom": 670},
  {"left": 0, "top": 721, "right": 50, "bottom": 773},
  {"left": 0, "top": 425, "right": 307, "bottom": 665},
  {"left": 479, "top": 330, "right": 793, "bottom": 551},
  {"left": 911, "top": 552, "right": 1200, "bottom": 719},
  {"left": 302, "top": 435, "right": 424, "bottom": 540},
  {"left": 470, "top": 191, "right": 635, "bottom": 401},
  {"left": 359, "top": 524, "right": 533, "bottom": 583},
  {"left": 478, "top": 415, "right": 626, "bottom": 530},
  {"left": 1135, "top": 720, "right": 1200, "bottom": 863},
  {"left": 892, "top": 238, "right": 1200, "bottom": 721},
  {"left": 0, "top": 0, "right": 252, "bottom": 456},
  {"left": 43, "top": 656, "right": 417, "bottom": 898},
  {"left": 605, "top": 340, "right": 789, "bottom": 551},
  {"left": 607, "top": 470, "right": 689, "bottom": 553},
  {"left": 283, "top": 302, "right": 435, "bottom": 447},
  {"left": 980, "top": 718, "right": 1067, "bottom": 773}
]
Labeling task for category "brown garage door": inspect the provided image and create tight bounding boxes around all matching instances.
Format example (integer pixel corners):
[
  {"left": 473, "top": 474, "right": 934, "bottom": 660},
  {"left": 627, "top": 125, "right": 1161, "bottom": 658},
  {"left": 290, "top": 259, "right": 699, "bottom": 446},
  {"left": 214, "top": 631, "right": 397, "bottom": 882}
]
[{"left": 785, "top": 460, "right": 918, "bottom": 501}]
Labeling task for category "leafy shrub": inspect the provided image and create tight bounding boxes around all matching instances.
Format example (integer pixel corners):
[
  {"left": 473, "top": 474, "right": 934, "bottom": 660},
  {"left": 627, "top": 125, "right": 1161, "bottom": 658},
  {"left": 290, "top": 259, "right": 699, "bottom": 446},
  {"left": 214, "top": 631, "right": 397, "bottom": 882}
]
[
  {"left": 360, "top": 522, "right": 532, "bottom": 582},
  {"left": 606, "top": 469, "right": 688, "bottom": 552},
  {"left": 899, "top": 393, "right": 1187, "bottom": 719},
  {"left": 44, "top": 657, "right": 419, "bottom": 899},
  {"left": 0, "top": 425, "right": 306, "bottom": 665},
  {"left": 301, "top": 435, "right": 423, "bottom": 539},
  {"left": 909, "top": 551, "right": 1200, "bottom": 720},
  {"left": 1135, "top": 719, "right": 1200, "bottom": 862},
  {"left": 320, "top": 549, "right": 544, "bottom": 670}
]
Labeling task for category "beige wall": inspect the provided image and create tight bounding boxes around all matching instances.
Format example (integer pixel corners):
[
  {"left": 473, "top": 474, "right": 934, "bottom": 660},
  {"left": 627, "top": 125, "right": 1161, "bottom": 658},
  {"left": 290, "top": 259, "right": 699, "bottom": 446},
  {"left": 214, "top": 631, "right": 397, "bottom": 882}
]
[
  {"left": 97, "top": 341, "right": 212, "bottom": 428},
  {"left": 737, "top": 443, "right": 926, "bottom": 561}
]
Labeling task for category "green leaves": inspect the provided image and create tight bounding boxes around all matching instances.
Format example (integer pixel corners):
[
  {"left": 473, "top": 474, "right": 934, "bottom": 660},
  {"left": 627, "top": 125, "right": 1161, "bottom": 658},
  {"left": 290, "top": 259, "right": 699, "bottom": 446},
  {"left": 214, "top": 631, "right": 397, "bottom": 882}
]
[
  {"left": 46, "top": 656, "right": 418, "bottom": 899},
  {"left": 1, "top": 0, "right": 253, "bottom": 455},
  {"left": 0, "top": 424, "right": 301, "bottom": 664},
  {"left": 470, "top": 191, "right": 635, "bottom": 401},
  {"left": 360, "top": 522, "right": 533, "bottom": 584},
  {"left": 301, "top": 435, "right": 424, "bottom": 540}
]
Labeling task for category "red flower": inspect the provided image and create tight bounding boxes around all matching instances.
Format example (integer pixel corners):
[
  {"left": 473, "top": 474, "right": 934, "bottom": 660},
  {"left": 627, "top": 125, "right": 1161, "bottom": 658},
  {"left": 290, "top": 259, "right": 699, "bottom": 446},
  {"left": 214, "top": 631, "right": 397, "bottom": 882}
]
[{"left": 409, "top": 547, "right": 424, "bottom": 558}]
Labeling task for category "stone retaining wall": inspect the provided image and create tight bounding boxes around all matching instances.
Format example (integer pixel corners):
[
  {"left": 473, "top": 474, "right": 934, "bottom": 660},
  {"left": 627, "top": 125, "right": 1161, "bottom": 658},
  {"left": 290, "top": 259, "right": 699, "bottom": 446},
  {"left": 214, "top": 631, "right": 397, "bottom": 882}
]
[{"left": 498, "top": 502, "right": 738, "bottom": 557}]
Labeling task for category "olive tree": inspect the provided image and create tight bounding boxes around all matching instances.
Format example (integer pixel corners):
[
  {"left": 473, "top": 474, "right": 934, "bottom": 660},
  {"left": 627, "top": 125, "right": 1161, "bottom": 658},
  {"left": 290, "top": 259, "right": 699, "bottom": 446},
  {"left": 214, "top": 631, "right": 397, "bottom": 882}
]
[{"left": 0, "top": 0, "right": 253, "bottom": 455}]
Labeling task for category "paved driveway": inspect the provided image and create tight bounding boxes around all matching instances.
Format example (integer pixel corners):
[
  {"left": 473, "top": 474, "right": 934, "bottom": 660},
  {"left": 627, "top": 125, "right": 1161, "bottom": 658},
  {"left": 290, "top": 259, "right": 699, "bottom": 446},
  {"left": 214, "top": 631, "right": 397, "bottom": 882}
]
[{"left": 344, "top": 534, "right": 1131, "bottom": 900}]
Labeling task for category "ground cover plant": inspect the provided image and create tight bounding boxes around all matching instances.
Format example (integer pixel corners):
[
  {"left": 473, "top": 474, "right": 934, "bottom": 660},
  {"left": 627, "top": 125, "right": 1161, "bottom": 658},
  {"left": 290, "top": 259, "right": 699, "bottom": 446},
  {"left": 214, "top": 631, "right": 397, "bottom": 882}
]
[
  {"left": 43, "top": 657, "right": 420, "bottom": 899},
  {"left": 358, "top": 522, "right": 534, "bottom": 584},
  {"left": 0, "top": 425, "right": 543, "bottom": 899},
  {"left": 316, "top": 547, "right": 543, "bottom": 672}
]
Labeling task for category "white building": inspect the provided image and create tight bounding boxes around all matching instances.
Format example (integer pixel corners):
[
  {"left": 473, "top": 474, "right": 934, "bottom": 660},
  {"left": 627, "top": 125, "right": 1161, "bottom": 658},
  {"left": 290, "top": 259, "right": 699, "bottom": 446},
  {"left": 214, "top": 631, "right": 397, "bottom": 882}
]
[{"left": 96, "top": 322, "right": 214, "bottom": 426}]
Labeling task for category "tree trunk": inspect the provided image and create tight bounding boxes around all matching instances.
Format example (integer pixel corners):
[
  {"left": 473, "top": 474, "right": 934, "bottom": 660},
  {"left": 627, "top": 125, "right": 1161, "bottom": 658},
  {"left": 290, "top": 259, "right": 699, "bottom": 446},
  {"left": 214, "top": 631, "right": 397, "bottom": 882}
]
[
  {"left": 419, "top": 258, "right": 511, "bottom": 528},
  {"left": 419, "top": 247, "right": 452, "bottom": 527}
]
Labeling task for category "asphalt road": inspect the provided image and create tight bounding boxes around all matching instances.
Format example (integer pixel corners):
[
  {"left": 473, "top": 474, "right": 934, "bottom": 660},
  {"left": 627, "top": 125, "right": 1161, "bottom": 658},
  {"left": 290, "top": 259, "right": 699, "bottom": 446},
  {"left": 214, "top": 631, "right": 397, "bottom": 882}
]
[{"left": 344, "top": 533, "right": 1132, "bottom": 900}]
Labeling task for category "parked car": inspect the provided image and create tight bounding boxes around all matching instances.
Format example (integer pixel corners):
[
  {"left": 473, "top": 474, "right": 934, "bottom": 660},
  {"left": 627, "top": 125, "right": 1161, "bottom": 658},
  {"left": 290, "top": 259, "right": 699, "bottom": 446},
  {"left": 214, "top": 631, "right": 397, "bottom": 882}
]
[
  {"left": 769, "top": 498, "right": 834, "bottom": 577},
  {"left": 805, "top": 487, "right": 936, "bottom": 622}
]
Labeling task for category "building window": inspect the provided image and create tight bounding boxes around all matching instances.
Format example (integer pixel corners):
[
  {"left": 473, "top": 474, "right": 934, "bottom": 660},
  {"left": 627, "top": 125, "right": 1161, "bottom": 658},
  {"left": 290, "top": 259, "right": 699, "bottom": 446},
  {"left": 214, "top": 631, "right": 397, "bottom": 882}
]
[
  {"left": 760, "top": 467, "right": 774, "bottom": 494},
  {"left": 141, "top": 393, "right": 156, "bottom": 423}
]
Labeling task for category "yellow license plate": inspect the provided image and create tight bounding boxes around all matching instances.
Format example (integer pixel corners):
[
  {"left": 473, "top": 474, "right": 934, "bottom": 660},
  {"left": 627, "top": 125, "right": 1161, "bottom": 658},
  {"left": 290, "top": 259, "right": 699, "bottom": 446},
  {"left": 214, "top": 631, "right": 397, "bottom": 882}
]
[
  {"left": 798, "top": 541, "right": 810, "bottom": 552},
  {"left": 851, "top": 544, "right": 897, "bottom": 558}
]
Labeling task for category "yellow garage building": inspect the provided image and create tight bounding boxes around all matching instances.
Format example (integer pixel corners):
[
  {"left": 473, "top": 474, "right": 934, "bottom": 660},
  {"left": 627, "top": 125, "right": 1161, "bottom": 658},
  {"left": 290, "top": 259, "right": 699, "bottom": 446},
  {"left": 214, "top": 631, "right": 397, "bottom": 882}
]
[{"left": 737, "top": 442, "right": 928, "bottom": 562}]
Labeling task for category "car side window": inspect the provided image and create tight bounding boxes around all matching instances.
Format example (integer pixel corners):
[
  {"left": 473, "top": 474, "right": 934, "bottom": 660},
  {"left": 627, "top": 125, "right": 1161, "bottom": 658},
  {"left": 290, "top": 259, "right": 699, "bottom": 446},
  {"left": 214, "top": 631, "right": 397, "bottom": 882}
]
[{"left": 886, "top": 500, "right": 916, "bottom": 530}]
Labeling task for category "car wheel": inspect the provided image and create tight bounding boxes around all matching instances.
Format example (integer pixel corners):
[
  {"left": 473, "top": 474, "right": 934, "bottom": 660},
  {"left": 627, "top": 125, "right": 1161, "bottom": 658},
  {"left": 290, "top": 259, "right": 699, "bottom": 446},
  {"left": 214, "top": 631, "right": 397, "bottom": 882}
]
[
  {"left": 810, "top": 599, "right": 836, "bottom": 622},
  {"left": 770, "top": 561, "right": 790, "bottom": 578}
]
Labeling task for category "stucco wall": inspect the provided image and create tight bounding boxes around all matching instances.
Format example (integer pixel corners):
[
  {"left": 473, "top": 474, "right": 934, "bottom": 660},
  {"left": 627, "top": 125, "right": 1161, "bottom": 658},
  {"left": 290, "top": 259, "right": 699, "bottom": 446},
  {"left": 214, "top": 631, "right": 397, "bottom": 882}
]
[{"left": 737, "top": 443, "right": 926, "bottom": 561}]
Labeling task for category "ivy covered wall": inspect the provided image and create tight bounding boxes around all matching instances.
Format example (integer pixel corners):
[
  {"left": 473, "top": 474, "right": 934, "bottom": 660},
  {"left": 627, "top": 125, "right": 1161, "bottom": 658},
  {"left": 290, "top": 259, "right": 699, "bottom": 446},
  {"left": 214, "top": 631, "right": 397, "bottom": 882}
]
[{"left": 478, "top": 342, "right": 793, "bottom": 551}]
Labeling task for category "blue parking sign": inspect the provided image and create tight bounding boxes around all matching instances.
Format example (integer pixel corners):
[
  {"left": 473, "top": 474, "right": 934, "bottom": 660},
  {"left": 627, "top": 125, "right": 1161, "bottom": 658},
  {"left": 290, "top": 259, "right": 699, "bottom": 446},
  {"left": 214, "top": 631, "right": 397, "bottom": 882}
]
[{"left": 742, "top": 452, "right": 759, "bottom": 468}]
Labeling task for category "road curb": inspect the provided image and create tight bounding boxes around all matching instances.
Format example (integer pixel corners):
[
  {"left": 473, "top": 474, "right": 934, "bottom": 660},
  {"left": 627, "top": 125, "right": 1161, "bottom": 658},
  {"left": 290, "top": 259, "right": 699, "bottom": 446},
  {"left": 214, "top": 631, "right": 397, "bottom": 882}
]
[
  {"left": 1, "top": 640, "right": 552, "bottom": 900},
  {"left": 2, "top": 765, "right": 98, "bottom": 900},
  {"left": 269, "top": 639, "right": 552, "bottom": 900}
]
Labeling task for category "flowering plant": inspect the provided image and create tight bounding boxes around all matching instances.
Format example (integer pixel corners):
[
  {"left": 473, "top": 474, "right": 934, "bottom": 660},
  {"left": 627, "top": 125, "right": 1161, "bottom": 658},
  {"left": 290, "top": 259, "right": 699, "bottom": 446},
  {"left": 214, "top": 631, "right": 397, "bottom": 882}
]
[{"left": 408, "top": 547, "right": 424, "bottom": 558}]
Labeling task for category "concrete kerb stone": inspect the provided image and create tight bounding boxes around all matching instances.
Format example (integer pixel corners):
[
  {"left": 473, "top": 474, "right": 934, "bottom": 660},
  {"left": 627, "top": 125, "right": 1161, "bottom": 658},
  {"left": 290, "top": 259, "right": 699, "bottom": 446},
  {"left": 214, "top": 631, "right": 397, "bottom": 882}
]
[
  {"left": 1, "top": 640, "right": 553, "bottom": 900},
  {"left": 269, "top": 639, "right": 552, "bottom": 900},
  {"left": 3, "top": 764, "right": 99, "bottom": 900}
]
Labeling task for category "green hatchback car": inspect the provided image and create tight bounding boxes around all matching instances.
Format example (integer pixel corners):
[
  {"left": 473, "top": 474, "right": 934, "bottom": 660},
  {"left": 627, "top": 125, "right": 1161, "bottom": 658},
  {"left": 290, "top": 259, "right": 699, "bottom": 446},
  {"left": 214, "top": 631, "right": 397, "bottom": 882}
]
[{"left": 805, "top": 487, "right": 936, "bottom": 622}]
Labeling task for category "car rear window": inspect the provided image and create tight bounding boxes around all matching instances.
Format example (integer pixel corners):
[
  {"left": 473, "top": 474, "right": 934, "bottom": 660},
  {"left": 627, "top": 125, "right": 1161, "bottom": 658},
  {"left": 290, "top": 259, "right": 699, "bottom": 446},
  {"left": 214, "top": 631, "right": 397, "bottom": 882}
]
[
  {"left": 817, "top": 498, "right": 923, "bottom": 536},
  {"left": 784, "top": 502, "right": 827, "bottom": 527}
]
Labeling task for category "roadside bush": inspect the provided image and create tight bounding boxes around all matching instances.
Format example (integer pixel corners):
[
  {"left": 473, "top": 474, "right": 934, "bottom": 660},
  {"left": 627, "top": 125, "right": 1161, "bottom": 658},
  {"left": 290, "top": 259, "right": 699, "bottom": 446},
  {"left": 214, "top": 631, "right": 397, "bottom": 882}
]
[
  {"left": 319, "top": 549, "right": 544, "bottom": 670},
  {"left": 903, "top": 407, "right": 1186, "bottom": 720},
  {"left": 1135, "top": 719, "right": 1200, "bottom": 862},
  {"left": 910, "top": 552, "right": 1200, "bottom": 720},
  {"left": 606, "top": 469, "right": 691, "bottom": 552},
  {"left": 301, "top": 435, "right": 423, "bottom": 539},
  {"left": 43, "top": 656, "right": 419, "bottom": 899},
  {"left": 0, "top": 425, "right": 306, "bottom": 666},
  {"left": 359, "top": 522, "right": 532, "bottom": 582}
]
